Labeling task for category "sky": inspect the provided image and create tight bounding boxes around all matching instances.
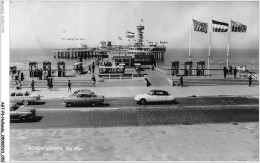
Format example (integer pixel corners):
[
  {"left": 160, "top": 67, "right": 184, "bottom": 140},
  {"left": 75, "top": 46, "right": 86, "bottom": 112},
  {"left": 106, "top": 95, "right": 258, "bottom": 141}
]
[{"left": 10, "top": 1, "right": 259, "bottom": 49}]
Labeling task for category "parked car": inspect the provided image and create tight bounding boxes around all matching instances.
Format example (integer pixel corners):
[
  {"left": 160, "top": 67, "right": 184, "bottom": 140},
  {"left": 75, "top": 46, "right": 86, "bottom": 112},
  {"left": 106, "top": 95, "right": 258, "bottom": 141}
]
[
  {"left": 10, "top": 91, "right": 41, "bottom": 105},
  {"left": 63, "top": 91, "right": 105, "bottom": 107},
  {"left": 134, "top": 90, "right": 175, "bottom": 105},
  {"left": 10, "top": 103, "right": 36, "bottom": 121}
]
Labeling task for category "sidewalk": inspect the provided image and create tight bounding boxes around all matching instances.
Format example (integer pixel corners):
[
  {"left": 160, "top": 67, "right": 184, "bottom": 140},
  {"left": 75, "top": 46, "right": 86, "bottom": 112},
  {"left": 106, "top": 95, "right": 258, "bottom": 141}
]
[
  {"left": 10, "top": 123, "right": 259, "bottom": 161},
  {"left": 11, "top": 85, "right": 259, "bottom": 99}
]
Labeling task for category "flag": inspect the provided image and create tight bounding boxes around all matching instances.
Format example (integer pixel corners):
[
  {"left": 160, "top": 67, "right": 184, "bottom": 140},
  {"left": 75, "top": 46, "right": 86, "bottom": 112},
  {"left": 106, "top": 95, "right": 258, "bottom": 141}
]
[
  {"left": 231, "top": 20, "right": 247, "bottom": 32},
  {"left": 125, "top": 31, "right": 135, "bottom": 38},
  {"left": 118, "top": 37, "right": 122, "bottom": 40},
  {"left": 212, "top": 20, "right": 229, "bottom": 32},
  {"left": 192, "top": 19, "right": 208, "bottom": 33},
  {"left": 126, "top": 31, "right": 134, "bottom": 35}
]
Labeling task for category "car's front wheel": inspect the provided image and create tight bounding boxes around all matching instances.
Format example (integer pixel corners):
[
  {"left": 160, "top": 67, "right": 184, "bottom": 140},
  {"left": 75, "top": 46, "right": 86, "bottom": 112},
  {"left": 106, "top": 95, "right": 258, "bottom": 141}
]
[
  {"left": 22, "top": 100, "right": 29, "bottom": 105},
  {"left": 139, "top": 99, "right": 147, "bottom": 105}
]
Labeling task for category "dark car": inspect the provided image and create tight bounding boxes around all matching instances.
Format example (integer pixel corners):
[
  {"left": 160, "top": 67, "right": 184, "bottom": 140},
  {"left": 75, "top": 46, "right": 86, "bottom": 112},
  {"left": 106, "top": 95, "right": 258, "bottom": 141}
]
[
  {"left": 63, "top": 91, "right": 105, "bottom": 107},
  {"left": 10, "top": 103, "right": 36, "bottom": 121}
]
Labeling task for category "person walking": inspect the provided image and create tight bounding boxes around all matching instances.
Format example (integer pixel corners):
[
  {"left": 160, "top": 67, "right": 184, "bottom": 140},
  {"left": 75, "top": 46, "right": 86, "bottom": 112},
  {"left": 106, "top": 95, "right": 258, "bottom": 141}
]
[
  {"left": 92, "top": 64, "right": 95, "bottom": 73},
  {"left": 50, "top": 78, "right": 53, "bottom": 91},
  {"left": 229, "top": 65, "right": 233, "bottom": 75},
  {"left": 234, "top": 67, "right": 237, "bottom": 79},
  {"left": 21, "top": 72, "right": 24, "bottom": 81},
  {"left": 39, "top": 69, "right": 43, "bottom": 80},
  {"left": 223, "top": 66, "right": 227, "bottom": 78},
  {"left": 31, "top": 80, "right": 35, "bottom": 91},
  {"left": 91, "top": 75, "right": 96, "bottom": 86},
  {"left": 47, "top": 78, "right": 50, "bottom": 90},
  {"left": 68, "top": 80, "right": 71, "bottom": 92},
  {"left": 178, "top": 75, "right": 183, "bottom": 87},
  {"left": 249, "top": 74, "right": 252, "bottom": 87},
  {"left": 88, "top": 65, "right": 91, "bottom": 73}
]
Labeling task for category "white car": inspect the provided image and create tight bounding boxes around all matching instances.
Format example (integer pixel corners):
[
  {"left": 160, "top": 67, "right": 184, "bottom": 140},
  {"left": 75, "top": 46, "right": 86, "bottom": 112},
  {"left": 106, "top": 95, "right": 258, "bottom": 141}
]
[
  {"left": 135, "top": 90, "right": 175, "bottom": 105},
  {"left": 10, "top": 91, "right": 41, "bottom": 105}
]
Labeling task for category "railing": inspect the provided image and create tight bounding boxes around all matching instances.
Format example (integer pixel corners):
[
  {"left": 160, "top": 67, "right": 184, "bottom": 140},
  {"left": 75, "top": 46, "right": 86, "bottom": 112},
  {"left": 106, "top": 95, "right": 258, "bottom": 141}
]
[
  {"left": 155, "top": 66, "right": 259, "bottom": 79},
  {"left": 155, "top": 66, "right": 228, "bottom": 76},
  {"left": 98, "top": 73, "right": 144, "bottom": 80}
]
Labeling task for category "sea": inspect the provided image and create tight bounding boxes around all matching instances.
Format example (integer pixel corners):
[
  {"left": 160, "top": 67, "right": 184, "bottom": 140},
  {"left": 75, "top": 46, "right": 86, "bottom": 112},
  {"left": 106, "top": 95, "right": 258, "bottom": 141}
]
[{"left": 10, "top": 48, "right": 259, "bottom": 73}]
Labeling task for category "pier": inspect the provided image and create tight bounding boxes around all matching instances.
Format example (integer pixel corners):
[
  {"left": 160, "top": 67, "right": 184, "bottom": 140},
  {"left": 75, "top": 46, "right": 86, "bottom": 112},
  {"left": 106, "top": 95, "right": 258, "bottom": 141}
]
[{"left": 53, "top": 48, "right": 108, "bottom": 59}]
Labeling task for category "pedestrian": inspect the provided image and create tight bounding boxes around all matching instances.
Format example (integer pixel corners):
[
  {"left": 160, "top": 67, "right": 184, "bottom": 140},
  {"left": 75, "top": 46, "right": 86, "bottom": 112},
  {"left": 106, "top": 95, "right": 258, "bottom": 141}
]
[
  {"left": 229, "top": 65, "right": 233, "bottom": 75},
  {"left": 92, "top": 64, "right": 95, "bottom": 73},
  {"left": 47, "top": 78, "right": 50, "bottom": 90},
  {"left": 15, "top": 80, "right": 21, "bottom": 90},
  {"left": 31, "top": 80, "right": 35, "bottom": 91},
  {"left": 249, "top": 74, "right": 252, "bottom": 87},
  {"left": 88, "top": 65, "right": 91, "bottom": 73},
  {"left": 39, "top": 69, "right": 43, "bottom": 80},
  {"left": 80, "top": 65, "right": 83, "bottom": 73},
  {"left": 91, "top": 75, "right": 96, "bottom": 86},
  {"left": 36, "top": 69, "right": 39, "bottom": 80},
  {"left": 178, "top": 75, "right": 183, "bottom": 87},
  {"left": 68, "top": 80, "right": 71, "bottom": 92},
  {"left": 234, "top": 67, "right": 237, "bottom": 79},
  {"left": 21, "top": 72, "right": 24, "bottom": 81},
  {"left": 50, "top": 78, "right": 53, "bottom": 91},
  {"left": 223, "top": 66, "right": 227, "bottom": 78}
]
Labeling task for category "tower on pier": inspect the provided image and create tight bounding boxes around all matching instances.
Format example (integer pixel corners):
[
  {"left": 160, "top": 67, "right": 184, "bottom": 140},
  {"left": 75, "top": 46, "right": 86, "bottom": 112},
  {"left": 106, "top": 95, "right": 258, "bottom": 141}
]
[{"left": 136, "top": 25, "right": 144, "bottom": 46}]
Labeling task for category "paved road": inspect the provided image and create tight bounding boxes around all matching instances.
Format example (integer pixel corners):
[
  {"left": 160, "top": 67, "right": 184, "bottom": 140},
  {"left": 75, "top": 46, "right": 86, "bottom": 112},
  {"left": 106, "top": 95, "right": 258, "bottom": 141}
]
[
  {"left": 23, "top": 96, "right": 259, "bottom": 109},
  {"left": 10, "top": 96, "right": 259, "bottom": 129}
]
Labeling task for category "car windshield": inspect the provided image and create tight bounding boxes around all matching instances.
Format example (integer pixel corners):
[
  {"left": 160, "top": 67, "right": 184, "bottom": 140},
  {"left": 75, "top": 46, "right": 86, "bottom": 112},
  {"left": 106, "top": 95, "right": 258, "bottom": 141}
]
[
  {"left": 73, "top": 91, "right": 79, "bottom": 96},
  {"left": 148, "top": 91, "right": 154, "bottom": 95}
]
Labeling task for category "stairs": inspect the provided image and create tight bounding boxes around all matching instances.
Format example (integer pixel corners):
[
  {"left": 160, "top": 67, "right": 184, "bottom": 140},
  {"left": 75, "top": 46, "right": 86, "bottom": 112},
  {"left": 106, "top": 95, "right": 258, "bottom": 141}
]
[{"left": 10, "top": 79, "right": 95, "bottom": 88}]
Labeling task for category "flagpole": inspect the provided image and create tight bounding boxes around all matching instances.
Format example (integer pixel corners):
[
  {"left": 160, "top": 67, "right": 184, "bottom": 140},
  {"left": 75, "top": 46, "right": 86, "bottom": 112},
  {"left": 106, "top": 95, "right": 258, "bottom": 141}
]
[
  {"left": 208, "top": 17, "right": 212, "bottom": 70},
  {"left": 188, "top": 15, "right": 193, "bottom": 61},
  {"left": 227, "top": 16, "right": 231, "bottom": 67}
]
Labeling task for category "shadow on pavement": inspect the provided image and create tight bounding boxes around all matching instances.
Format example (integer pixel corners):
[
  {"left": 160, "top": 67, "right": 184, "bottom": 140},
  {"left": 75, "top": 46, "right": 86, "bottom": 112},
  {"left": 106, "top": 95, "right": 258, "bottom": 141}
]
[
  {"left": 10, "top": 116, "right": 43, "bottom": 123},
  {"left": 67, "top": 103, "right": 110, "bottom": 107},
  {"left": 138, "top": 101, "right": 179, "bottom": 105}
]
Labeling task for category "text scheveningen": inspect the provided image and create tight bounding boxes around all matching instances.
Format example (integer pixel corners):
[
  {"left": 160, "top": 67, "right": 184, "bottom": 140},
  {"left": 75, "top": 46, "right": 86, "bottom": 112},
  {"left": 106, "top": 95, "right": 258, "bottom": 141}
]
[{"left": 29, "top": 146, "right": 63, "bottom": 151}]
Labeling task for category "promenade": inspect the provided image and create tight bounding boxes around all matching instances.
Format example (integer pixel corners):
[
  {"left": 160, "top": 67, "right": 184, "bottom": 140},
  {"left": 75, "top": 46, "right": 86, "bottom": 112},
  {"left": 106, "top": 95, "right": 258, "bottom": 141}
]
[{"left": 10, "top": 68, "right": 259, "bottom": 99}]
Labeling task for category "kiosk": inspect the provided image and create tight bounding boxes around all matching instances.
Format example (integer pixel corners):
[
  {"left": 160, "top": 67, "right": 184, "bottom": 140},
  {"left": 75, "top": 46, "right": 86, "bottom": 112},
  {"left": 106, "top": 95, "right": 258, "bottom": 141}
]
[
  {"left": 184, "top": 61, "right": 193, "bottom": 76},
  {"left": 57, "top": 61, "right": 66, "bottom": 77},
  {"left": 171, "top": 61, "right": 179, "bottom": 76},
  {"left": 29, "top": 62, "right": 38, "bottom": 77},
  {"left": 74, "top": 62, "right": 83, "bottom": 73},
  {"left": 197, "top": 61, "right": 205, "bottom": 76},
  {"left": 43, "top": 61, "right": 51, "bottom": 77}
]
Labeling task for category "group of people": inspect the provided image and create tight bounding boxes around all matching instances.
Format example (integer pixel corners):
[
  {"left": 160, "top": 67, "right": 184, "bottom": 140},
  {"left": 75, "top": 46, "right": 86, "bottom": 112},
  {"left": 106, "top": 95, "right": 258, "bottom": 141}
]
[
  {"left": 12, "top": 70, "right": 24, "bottom": 90},
  {"left": 29, "top": 68, "right": 52, "bottom": 80},
  {"left": 88, "top": 61, "right": 96, "bottom": 74},
  {"left": 223, "top": 65, "right": 238, "bottom": 79}
]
